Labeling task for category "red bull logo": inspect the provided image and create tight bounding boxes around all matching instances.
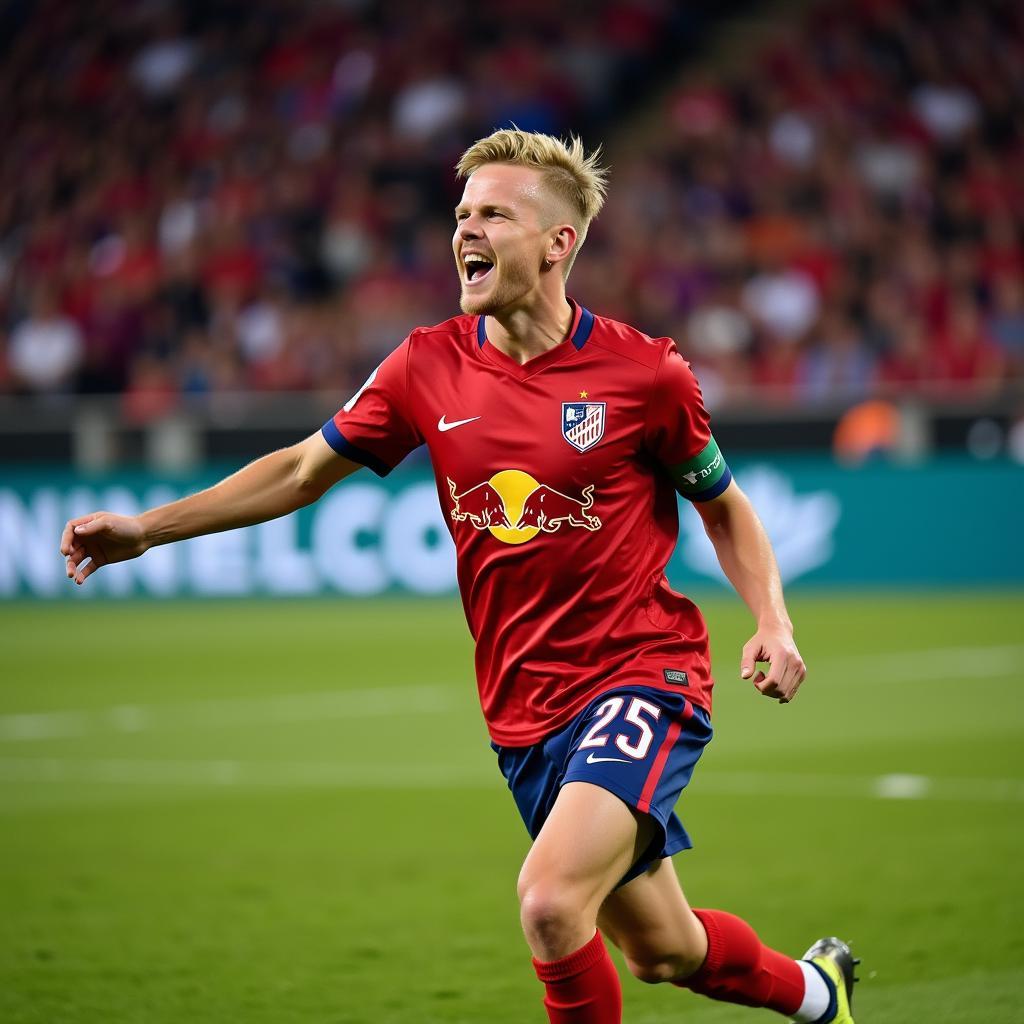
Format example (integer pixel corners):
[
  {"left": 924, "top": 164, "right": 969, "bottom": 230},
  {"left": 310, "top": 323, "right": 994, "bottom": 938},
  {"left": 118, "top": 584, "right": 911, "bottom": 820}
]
[{"left": 448, "top": 470, "right": 601, "bottom": 545}]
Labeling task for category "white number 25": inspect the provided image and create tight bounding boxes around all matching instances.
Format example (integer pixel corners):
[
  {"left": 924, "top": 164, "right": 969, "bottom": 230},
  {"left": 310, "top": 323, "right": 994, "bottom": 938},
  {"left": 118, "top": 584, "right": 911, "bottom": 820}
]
[{"left": 579, "top": 696, "right": 661, "bottom": 760}]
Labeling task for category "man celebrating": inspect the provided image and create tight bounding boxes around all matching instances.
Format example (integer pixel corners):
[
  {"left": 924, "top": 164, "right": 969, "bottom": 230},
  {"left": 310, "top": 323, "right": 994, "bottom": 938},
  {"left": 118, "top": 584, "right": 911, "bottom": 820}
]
[{"left": 62, "top": 129, "right": 857, "bottom": 1024}]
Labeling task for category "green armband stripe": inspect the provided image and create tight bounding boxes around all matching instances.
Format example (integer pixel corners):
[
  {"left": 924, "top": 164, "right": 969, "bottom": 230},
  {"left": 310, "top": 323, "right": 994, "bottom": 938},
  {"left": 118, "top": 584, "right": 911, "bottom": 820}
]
[{"left": 669, "top": 437, "right": 729, "bottom": 497}]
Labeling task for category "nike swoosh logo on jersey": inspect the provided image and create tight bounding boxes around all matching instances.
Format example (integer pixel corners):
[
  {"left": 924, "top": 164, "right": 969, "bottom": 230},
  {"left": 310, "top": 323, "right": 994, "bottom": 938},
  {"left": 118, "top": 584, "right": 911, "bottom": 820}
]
[
  {"left": 585, "top": 752, "right": 631, "bottom": 764},
  {"left": 438, "top": 415, "right": 481, "bottom": 432}
]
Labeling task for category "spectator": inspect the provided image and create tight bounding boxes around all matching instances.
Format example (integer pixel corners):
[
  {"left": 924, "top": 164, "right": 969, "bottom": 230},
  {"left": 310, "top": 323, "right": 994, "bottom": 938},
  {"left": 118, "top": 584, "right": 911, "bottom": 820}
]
[
  {"left": 987, "top": 275, "right": 1024, "bottom": 373},
  {"left": 0, "top": 0, "right": 1019, "bottom": 413},
  {"left": 933, "top": 293, "right": 1006, "bottom": 397},
  {"left": 8, "top": 287, "right": 84, "bottom": 394},
  {"left": 130, "top": 16, "right": 197, "bottom": 98},
  {"left": 742, "top": 268, "right": 820, "bottom": 343},
  {"left": 876, "top": 315, "right": 932, "bottom": 396},
  {"left": 800, "top": 310, "right": 877, "bottom": 404}
]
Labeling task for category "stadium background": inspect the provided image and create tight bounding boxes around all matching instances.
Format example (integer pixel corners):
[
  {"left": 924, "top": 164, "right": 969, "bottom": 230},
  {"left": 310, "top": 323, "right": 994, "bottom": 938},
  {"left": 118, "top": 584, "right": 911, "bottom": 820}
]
[{"left": 1, "top": 0, "right": 1021, "bottom": 1021}]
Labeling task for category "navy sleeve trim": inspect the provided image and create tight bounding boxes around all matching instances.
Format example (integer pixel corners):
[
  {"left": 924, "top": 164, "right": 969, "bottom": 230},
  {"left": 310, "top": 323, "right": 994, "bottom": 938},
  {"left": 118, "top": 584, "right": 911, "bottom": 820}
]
[
  {"left": 320, "top": 419, "right": 393, "bottom": 477},
  {"left": 685, "top": 466, "right": 733, "bottom": 503}
]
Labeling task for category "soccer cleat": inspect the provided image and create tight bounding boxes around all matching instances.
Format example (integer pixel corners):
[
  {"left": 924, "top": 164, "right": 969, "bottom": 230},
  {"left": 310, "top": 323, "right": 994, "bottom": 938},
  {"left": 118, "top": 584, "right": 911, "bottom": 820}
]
[{"left": 800, "top": 936, "right": 858, "bottom": 1023}]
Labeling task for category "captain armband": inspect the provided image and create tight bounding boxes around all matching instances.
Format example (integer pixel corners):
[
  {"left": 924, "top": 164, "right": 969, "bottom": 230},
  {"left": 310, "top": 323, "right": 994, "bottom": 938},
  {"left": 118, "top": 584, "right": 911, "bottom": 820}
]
[{"left": 668, "top": 436, "right": 733, "bottom": 502}]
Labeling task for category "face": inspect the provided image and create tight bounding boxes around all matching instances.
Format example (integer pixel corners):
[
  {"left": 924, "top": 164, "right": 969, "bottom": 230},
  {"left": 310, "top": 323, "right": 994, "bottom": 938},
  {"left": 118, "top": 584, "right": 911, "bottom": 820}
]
[{"left": 453, "top": 163, "right": 567, "bottom": 316}]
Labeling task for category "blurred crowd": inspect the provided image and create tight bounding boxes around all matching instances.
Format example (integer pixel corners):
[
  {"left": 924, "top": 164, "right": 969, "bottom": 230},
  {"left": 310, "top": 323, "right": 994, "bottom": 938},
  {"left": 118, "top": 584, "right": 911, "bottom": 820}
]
[
  {"left": 589, "top": 0, "right": 1024, "bottom": 409},
  {"left": 0, "top": 0, "right": 1022, "bottom": 418},
  {"left": 0, "top": 0, "right": 698, "bottom": 420}
]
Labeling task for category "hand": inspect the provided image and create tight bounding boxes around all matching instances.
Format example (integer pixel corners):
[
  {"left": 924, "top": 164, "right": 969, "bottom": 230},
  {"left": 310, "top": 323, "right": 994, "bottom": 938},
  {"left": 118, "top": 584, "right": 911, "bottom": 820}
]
[
  {"left": 60, "top": 512, "right": 150, "bottom": 586},
  {"left": 740, "top": 625, "right": 806, "bottom": 703}
]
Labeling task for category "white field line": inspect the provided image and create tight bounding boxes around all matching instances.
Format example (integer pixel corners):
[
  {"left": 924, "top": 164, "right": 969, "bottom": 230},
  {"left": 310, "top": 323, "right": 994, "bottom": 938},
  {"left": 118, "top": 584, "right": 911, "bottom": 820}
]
[
  {"left": 827, "top": 643, "right": 1024, "bottom": 683},
  {"left": 0, "top": 758, "right": 1022, "bottom": 804},
  {"left": 0, "top": 684, "right": 458, "bottom": 742},
  {"left": 697, "top": 770, "right": 1024, "bottom": 802},
  {"left": 0, "top": 757, "right": 491, "bottom": 789},
  {"left": 0, "top": 642, "right": 1019, "bottom": 744}
]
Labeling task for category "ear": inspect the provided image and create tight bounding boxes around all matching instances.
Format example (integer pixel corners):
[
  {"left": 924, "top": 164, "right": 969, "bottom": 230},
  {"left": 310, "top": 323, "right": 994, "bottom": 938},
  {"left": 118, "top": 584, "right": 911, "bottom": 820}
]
[{"left": 544, "top": 223, "right": 578, "bottom": 270}]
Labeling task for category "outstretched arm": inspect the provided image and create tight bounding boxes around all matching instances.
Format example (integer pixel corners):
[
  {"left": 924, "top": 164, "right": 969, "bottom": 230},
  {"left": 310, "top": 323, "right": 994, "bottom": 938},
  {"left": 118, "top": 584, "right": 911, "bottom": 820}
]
[
  {"left": 692, "top": 481, "right": 806, "bottom": 702},
  {"left": 60, "top": 432, "right": 359, "bottom": 585}
]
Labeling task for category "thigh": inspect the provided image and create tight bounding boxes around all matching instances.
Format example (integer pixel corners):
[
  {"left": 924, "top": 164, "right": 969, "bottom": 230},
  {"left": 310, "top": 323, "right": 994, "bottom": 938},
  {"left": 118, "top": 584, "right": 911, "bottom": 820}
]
[
  {"left": 598, "top": 858, "right": 707, "bottom": 975},
  {"left": 518, "top": 781, "right": 658, "bottom": 914},
  {"left": 561, "top": 688, "right": 712, "bottom": 884}
]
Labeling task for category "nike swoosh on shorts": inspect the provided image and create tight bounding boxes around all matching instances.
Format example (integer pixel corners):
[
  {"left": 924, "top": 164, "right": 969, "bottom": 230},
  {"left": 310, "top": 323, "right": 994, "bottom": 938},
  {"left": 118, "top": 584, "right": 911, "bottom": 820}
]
[{"left": 585, "top": 752, "right": 631, "bottom": 764}]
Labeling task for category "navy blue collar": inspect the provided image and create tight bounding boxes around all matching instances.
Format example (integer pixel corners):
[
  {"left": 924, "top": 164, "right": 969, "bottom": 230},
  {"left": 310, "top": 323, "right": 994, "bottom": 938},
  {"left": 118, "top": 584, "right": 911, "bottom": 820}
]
[{"left": 476, "top": 301, "right": 595, "bottom": 351}]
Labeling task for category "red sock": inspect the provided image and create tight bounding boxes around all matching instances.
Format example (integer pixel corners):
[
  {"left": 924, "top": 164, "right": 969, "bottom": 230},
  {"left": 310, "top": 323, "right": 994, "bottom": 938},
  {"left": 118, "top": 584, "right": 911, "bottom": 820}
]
[
  {"left": 532, "top": 930, "right": 622, "bottom": 1024},
  {"left": 674, "top": 909, "right": 804, "bottom": 1015}
]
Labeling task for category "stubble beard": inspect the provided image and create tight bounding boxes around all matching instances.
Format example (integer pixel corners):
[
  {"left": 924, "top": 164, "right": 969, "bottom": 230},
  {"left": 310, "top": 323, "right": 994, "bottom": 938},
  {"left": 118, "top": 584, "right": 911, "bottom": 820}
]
[{"left": 458, "top": 253, "right": 537, "bottom": 317}]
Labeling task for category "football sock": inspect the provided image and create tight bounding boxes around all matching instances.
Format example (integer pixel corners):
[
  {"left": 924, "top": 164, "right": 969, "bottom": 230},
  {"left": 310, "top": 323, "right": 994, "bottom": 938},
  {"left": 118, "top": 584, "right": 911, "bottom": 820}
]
[
  {"left": 673, "top": 909, "right": 806, "bottom": 1017},
  {"left": 793, "top": 959, "right": 836, "bottom": 1022},
  {"left": 532, "top": 929, "right": 622, "bottom": 1024}
]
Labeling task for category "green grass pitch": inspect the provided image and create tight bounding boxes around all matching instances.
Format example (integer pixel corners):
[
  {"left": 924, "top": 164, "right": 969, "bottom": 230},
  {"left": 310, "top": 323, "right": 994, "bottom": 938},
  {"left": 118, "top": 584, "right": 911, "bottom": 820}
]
[{"left": 1, "top": 592, "right": 1022, "bottom": 1023}]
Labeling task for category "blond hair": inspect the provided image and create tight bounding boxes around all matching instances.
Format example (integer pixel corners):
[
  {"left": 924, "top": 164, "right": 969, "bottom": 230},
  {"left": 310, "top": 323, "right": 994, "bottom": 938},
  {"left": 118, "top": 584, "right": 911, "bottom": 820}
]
[{"left": 456, "top": 128, "right": 609, "bottom": 272}]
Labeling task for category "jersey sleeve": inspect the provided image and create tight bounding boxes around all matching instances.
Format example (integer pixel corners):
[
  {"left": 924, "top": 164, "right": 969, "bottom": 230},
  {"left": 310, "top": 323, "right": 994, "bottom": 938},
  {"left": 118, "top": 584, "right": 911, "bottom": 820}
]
[
  {"left": 644, "top": 341, "right": 732, "bottom": 502},
  {"left": 320, "top": 337, "right": 423, "bottom": 476}
]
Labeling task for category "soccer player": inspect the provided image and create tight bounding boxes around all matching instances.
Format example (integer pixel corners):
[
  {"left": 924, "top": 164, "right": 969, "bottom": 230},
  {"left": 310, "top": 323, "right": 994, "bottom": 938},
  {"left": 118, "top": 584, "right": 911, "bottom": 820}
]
[{"left": 61, "top": 129, "right": 857, "bottom": 1024}]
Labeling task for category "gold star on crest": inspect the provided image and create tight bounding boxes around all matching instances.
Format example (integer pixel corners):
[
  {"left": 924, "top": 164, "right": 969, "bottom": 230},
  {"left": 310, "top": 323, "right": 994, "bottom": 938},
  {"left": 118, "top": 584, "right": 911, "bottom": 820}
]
[{"left": 579, "top": 390, "right": 589, "bottom": 399}]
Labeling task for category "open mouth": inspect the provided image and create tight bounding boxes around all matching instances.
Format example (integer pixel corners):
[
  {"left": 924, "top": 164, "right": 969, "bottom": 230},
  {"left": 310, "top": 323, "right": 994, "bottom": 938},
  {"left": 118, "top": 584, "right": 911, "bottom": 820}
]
[{"left": 463, "top": 254, "right": 495, "bottom": 285}]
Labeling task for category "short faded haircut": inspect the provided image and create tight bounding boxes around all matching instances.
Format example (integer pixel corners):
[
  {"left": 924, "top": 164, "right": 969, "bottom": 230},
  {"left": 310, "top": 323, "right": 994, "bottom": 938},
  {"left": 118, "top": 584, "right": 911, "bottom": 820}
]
[{"left": 456, "top": 128, "right": 609, "bottom": 273}]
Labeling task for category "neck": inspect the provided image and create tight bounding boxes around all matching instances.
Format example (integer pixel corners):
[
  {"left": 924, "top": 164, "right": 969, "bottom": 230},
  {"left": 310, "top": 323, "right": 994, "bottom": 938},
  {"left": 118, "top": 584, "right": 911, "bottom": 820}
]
[{"left": 485, "top": 290, "right": 574, "bottom": 365}]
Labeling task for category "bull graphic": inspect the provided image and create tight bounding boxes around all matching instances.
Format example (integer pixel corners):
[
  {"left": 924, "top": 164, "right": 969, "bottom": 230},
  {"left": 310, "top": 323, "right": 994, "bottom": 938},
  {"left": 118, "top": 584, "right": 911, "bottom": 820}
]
[
  {"left": 448, "top": 478, "right": 512, "bottom": 529},
  {"left": 516, "top": 484, "right": 601, "bottom": 533}
]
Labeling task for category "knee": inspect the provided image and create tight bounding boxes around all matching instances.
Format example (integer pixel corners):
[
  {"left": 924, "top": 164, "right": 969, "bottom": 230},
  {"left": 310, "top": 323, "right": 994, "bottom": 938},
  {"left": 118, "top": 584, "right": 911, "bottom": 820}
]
[
  {"left": 517, "top": 877, "right": 587, "bottom": 950},
  {"left": 625, "top": 949, "right": 706, "bottom": 985}
]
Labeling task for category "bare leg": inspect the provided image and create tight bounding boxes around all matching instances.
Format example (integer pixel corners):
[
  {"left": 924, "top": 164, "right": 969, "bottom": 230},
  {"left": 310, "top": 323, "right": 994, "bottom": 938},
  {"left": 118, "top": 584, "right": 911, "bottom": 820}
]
[
  {"left": 519, "top": 781, "right": 660, "bottom": 1022},
  {"left": 598, "top": 857, "right": 708, "bottom": 983},
  {"left": 517, "top": 780, "right": 656, "bottom": 961},
  {"left": 601, "top": 860, "right": 810, "bottom": 1017}
]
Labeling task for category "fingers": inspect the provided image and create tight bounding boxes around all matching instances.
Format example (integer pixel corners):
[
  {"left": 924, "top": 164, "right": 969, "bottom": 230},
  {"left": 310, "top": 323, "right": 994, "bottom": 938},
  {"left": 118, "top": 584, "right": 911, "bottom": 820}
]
[
  {"left": 65, "top": 544, "right": 85, "bottom": 579},
  {"left": 60, "top": 514, "right": 98, "bottom": 555},
  {"left": 65, "top": 545, "right": 100, "bottom": 583},
  {"left": 71, "top": 515, "right": 110, "bottom": 537},
  {"left": 754, "top": 654, "right": 806, "bottom": 702},
  {"left": 781, "top": 658, "right": 807, "bottom": 702},
  {"left": 69, "top": 545, "right": 106, "bottom": 585},
  {"left": 739, "top": 640, "right": 762, "bottom": 681},
  {"left": 61, "top": 514, "right": 115, "bottom": 586},
  {"left": 745, "top": 644, "right": 806, "bottom": 703},
  {"left": 73, "top": 558, "right": 101, "bottom": 586}
]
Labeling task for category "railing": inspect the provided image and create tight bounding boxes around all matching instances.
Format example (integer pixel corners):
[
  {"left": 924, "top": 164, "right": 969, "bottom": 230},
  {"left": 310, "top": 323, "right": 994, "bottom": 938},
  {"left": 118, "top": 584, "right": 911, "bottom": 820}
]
[{"left": 1, "top": 385, "right": 1022, "bottom": 470}]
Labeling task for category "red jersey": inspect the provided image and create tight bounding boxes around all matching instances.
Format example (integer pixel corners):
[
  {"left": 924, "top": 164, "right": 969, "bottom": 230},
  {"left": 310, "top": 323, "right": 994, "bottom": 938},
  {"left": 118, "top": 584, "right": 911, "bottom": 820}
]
[{"left": 323, "top": 303, "right": 732, "bottom": 746}]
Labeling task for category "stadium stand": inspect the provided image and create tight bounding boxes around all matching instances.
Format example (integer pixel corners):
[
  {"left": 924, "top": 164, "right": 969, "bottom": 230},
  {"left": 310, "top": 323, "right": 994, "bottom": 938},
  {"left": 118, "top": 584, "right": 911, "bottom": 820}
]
[
  {"left": 0, "top": 0, "right": 716, "bottom": 412},
  {"left": 0, "top": 0, "right": 1021, "bottom": 422}
]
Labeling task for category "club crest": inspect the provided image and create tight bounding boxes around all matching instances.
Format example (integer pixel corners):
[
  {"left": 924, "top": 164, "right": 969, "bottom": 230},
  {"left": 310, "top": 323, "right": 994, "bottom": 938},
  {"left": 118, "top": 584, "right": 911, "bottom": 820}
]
[{"left": 561, "top": 402, "right": 606, "bottom": 453}]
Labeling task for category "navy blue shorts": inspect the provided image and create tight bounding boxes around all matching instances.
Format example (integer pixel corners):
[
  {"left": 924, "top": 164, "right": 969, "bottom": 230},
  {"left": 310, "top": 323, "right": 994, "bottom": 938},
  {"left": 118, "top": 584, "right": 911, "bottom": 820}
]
[{"left": 492, "top": 686, "right": 713, "bottom": 886}]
